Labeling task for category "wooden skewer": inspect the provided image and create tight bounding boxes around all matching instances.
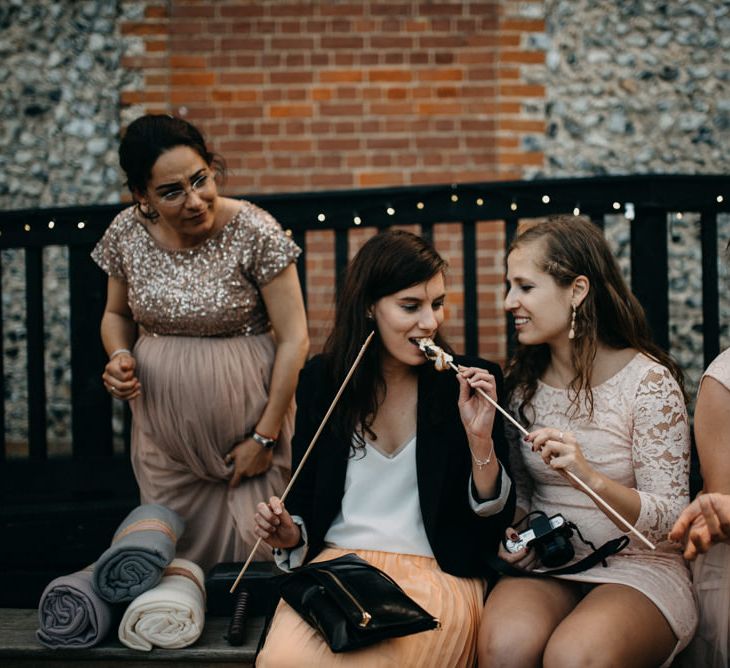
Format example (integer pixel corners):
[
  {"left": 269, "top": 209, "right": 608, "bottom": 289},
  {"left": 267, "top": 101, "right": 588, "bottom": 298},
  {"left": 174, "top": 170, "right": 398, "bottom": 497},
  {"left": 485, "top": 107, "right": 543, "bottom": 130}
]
[
  {"left": 230, "top": 330, "right": 376, "bottom": 594},
  {"left": 419, "top": 340, "right": 656, "bottom": 551}
]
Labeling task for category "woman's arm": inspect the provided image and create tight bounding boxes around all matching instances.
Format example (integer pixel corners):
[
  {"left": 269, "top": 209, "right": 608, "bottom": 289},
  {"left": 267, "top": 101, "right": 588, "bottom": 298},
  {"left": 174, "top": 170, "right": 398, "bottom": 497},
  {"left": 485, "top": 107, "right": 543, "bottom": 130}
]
[
  {"left": 100, "top": 276, "right": 140, "bottom": 400},
  {"left": 255, "top": 263, "right": 309, "bottom": 438},
  {"left": 534, "top": 365, "right": 690, "bottom": 540},
  {"left": 228, "top": 263, "right": 309, "bottom": 486},
  {"left": 694, "top": 376, "right": 730, "bottom": 494}
]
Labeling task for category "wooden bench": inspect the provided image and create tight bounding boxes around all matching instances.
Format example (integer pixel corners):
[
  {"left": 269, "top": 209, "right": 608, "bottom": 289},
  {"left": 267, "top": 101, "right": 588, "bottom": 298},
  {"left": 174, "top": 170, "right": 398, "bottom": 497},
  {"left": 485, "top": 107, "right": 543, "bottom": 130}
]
[{"left": 0, "top": 608, "right": 264, "bottom": 667}]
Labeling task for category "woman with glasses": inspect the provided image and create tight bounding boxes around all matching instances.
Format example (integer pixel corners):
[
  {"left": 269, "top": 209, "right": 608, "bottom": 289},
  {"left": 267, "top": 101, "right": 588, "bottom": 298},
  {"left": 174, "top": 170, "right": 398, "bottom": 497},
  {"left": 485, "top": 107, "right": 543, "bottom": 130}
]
[{"left": 92, "top": 114, "right": 309, "bottom": 571}]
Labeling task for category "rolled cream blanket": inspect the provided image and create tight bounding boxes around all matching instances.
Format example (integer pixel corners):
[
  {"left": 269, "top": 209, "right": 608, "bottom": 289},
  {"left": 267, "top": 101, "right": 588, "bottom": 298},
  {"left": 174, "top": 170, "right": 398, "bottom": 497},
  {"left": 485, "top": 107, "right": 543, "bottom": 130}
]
[
  {"left": 118, "top": 558, "right": 206, "bottom": 651},
  {"left": 37, "top": 566, "right": 115, "bottom": 648},
  {"left": 93, "top": 504, "right": 185, "bottom": 603}
]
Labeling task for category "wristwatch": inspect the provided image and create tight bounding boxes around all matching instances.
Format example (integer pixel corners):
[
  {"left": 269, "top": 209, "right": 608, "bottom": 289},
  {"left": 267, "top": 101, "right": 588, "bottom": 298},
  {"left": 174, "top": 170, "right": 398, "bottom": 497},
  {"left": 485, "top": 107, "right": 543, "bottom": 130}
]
[{"left": 251, "top": 430, "right": 278, "bottom": 450}]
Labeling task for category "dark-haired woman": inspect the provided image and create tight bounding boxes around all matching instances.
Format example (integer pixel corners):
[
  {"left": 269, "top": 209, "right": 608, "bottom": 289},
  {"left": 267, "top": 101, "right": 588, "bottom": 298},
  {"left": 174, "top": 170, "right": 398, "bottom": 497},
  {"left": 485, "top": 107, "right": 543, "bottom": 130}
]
[
  {"left": 92, "top": 114, "right": 308, "bottom": 571},
  {"left": 254, "top": 230, "right": 515, "bottom": 666},
  {"left": 477, "top": 216, "right": 697, "bottom": 667}
]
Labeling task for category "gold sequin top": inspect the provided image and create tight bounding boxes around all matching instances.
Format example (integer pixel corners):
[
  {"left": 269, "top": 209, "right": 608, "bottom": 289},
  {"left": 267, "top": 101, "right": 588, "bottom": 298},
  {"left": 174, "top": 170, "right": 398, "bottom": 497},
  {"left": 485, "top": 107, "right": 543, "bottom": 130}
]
[{"left": 91, "top": 201, "right": 301, "bottom": 337}]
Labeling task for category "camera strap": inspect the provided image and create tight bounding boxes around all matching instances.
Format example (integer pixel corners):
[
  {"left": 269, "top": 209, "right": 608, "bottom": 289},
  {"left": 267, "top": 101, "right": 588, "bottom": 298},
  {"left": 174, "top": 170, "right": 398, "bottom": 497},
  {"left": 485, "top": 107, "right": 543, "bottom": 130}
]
[{"left": 486, "top": 535, "right": 630, "bottom": 578}]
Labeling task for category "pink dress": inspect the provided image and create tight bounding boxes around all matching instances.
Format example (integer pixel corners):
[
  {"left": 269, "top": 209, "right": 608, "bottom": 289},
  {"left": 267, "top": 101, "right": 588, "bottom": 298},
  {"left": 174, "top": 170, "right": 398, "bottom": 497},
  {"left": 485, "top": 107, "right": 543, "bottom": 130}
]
[
  {"left": 92, "top": 201, "right": 300, "bottom": 572},
  {"left": 508, "top": 353, "right": 697, "bottom": 665},
  {"left": 678, "top": 347, "right": 730, "bottom": 668}
]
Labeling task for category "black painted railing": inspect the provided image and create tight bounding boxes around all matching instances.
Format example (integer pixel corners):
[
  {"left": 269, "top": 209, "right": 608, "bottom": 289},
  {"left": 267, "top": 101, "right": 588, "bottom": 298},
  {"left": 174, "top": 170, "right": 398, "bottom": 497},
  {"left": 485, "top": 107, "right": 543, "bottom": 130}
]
[{"left": 0, "top": 174, "right": 728, "bottom": 606}]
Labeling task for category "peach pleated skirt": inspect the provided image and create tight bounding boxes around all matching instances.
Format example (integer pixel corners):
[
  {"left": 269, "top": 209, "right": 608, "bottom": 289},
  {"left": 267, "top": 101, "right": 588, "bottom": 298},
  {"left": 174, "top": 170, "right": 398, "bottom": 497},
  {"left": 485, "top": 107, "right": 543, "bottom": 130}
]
[
  {"left": 129, "top": 332, "right": 293, "bottom": 573},
  {"left": 257, "top": 546, "right": 485, "bottom": 668}
]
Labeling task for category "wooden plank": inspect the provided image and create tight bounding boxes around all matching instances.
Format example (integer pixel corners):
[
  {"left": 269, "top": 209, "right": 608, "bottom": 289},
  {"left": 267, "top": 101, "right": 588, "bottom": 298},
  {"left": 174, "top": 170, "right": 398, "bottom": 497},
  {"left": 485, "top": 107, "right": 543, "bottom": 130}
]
[{"left": 0, "top": 609, "right": 260, "bottom": 666}]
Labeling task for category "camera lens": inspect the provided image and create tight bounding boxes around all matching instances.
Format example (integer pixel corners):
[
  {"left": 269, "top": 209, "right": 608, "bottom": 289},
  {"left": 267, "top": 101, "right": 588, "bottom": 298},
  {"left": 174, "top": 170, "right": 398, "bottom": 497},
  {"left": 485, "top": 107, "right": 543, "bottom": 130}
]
[{"left": 535, "top": 534, "right": 574, "bottom": 568}]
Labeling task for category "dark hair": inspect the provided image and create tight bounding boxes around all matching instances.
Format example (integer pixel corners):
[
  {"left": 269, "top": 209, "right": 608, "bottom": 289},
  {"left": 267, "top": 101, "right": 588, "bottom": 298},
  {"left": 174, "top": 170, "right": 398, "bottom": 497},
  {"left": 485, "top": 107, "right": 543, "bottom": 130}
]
[
  {"left": 118, "top": 114, "right": 225, "bottom": 219},
  {"left": 505, "top": 215, "right": 686, "bottom": 422},
  {"left": 323, "top": 230, "right": 449, "bottom": 449}
]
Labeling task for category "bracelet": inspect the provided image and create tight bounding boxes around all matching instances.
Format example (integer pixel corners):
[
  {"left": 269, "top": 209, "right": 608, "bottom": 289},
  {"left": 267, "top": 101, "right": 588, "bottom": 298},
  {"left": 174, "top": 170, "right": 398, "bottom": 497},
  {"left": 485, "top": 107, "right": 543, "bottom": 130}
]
[
  {"left": 469, "top": 441, "right": 495, "bottom": 471},
  {"left": 109, "top": 348, "right": 132, "bottom": 360},
  {"left": 251, "top": 430, "right": 278, "bottom": 450}
]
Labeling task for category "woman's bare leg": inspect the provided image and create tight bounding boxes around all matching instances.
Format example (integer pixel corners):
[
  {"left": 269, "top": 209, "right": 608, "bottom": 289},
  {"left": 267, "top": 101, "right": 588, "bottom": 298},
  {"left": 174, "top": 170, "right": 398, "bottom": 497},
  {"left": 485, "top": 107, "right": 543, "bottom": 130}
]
[
  {"left": 478, "top": 576, "right": 582, "bottom": 668},
  {"left": 543, "top": 583, "right": 677, "bottom": 668}
]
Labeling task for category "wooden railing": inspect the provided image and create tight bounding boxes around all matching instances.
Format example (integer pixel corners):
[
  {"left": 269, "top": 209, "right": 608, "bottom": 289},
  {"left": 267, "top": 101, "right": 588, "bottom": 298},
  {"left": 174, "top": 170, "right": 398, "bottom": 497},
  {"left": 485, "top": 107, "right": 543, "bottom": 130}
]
[{"left": 0, "top": 173, "right": 728, "bottom": 606}]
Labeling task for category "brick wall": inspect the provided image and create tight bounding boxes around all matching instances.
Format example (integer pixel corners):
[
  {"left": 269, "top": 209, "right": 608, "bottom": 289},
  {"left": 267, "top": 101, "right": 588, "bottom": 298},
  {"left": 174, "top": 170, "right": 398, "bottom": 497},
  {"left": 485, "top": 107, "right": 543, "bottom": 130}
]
[{"left": 120, "top": 0, "right": 547, "bottom": 361}]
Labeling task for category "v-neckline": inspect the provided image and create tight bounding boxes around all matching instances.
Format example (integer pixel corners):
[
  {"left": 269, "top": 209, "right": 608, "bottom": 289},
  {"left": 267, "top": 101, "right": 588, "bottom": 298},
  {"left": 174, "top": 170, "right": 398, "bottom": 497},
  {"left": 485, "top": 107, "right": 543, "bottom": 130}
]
[{"left": 365, "top": 433, "right": 417, "bottom": 460}]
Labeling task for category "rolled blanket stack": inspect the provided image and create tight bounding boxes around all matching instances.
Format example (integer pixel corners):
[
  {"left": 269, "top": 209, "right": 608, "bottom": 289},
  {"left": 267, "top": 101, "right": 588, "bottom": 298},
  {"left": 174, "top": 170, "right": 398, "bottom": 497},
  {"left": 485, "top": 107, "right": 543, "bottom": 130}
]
[
  {"left": 36, "top": 566, "right": 115, "bottom": 649},
  {"left": 93, "top": 504, "right": 185, "bottom": 603},
  {"left": 118, "top": 558, "right": 206, "bottom": 651}
]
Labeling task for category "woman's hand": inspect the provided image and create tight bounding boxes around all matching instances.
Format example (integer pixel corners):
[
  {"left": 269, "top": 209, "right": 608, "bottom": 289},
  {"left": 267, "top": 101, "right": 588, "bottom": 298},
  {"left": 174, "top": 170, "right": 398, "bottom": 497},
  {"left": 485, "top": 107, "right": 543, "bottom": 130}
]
[
  {"left": 456, "top": 366, "right": 498, "bottom": 440},
  {"left": 669, "top": 493, "right": 730, "bottom": 560},
  {"left": 526, "top": 427, "right": 599, "bottom": 490},
  {"left": 102, "top": 353, "right": 141, "bottom": 400},
  {"left": 226, "top": 438, "right": 274, "bottom": 488},
  {"left": 497, "top": 527, "right": 537, "bottom": 570},
  {"left": 254, "top": 495, "right": 302, "bottom": 550}
]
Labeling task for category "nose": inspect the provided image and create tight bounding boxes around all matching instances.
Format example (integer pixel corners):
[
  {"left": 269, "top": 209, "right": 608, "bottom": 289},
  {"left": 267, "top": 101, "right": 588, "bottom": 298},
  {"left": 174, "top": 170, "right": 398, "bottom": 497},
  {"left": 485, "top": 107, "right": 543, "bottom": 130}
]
[
  {"left": 184, "top": 188, "right": 205, "bottom": 209},
  {"left": 503, "top": 286, "right": 517, "bottom": 312},
  {"left": 418, "top": 306, "right": 439, "bottom": 331}
]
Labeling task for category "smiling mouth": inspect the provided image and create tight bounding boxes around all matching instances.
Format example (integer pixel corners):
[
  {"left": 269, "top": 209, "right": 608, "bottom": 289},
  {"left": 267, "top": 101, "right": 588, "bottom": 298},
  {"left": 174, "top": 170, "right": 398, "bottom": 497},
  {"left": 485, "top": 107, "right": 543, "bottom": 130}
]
[{"left": 513, "top": 317, "right": 530, "bottom": 326}]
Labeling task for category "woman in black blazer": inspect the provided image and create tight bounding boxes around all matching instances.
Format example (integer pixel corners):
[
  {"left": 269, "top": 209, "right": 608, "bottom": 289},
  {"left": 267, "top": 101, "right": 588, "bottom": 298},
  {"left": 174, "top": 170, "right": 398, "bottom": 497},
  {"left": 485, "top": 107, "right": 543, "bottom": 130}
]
[{"left": 254, "top": 230, "right": 515, "bottom": 667}]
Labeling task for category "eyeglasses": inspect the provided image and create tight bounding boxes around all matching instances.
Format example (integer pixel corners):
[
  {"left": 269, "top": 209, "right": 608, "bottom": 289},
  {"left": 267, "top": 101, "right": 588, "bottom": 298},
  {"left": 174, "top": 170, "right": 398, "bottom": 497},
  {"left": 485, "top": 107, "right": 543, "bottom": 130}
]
[{"left": 157, "top": 172, "right": 214, "bottom": 206}]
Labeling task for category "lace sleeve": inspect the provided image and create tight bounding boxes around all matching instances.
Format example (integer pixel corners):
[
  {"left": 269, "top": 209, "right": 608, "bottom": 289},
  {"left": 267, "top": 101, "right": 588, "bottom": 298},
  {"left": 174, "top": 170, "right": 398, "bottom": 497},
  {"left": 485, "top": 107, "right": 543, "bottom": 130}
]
[
  {"left": 631, "top": 365, "right": 691, "bottom": 544},
  {"left": 505, "top": 410, "right": 533, "bottom": 516}
]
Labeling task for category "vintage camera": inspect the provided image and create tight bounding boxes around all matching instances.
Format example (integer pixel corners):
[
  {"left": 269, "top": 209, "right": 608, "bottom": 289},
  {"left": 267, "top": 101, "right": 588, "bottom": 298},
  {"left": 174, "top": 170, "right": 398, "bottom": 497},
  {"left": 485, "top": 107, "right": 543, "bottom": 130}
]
[{"left": 504, "top": 513, "right": 575, "bottom": 567}]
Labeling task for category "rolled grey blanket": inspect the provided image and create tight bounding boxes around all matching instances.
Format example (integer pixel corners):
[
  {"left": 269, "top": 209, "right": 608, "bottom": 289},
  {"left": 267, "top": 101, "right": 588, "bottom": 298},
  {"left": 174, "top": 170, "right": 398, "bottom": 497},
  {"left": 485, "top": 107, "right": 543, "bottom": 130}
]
[
  {"left": 37, "top": 566, "right": 115, "bottom": 648},
  {"left": 92, "top": 504, "right": 185, "bottom": 603}
]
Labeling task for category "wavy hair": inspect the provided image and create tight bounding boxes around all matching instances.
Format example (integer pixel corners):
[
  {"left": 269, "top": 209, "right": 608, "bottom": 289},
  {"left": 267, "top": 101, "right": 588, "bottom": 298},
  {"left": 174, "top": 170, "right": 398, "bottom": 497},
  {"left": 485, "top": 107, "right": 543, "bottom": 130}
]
[
  {"left": 323, "top": 230, "right": 450, "bottom": 450},
  {"left": 504, "top": 215, "right": 686, "bottom": 423}
]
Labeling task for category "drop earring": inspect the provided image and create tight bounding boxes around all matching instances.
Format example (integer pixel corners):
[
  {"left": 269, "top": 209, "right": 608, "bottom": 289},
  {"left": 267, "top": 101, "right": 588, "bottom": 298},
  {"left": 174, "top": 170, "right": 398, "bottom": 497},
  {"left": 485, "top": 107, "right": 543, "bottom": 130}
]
[{"left": 568, "top": 303, "right": 577, "bottom": 340}]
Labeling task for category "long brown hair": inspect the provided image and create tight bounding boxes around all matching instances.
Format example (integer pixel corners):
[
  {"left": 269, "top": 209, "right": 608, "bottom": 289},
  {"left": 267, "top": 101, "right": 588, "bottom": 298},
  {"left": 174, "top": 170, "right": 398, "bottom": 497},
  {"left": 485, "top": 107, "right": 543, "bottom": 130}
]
[
  {"left": 504, "top": 215, "right": 686, "bottom": 423},
  {"left": 323, "top": 230, "right": 449, "bottom": 449}
]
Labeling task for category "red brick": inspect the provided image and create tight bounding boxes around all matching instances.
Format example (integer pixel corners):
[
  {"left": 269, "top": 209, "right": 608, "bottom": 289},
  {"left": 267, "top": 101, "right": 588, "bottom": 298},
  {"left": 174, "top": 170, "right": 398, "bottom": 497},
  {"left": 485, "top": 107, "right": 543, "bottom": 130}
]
[
  {"left": 319, "top": 70, "right": 363, "bottom": 83},
  {"left": 417, "top": 68, "right": 464, "bottom": 81},
  {"left": 171, "top": 4, "right": 215, "bottom": 18},
  {"left": 121, "top": 22, "right": 169, "bottom": 36},
  {"left": 368, "top": 70, "right": 412, "bottom": 83},
  {"left": 270, "top": 71, "right": 315, "bottom": 84},
  {"left": 169, "top": 55, "right": 207, "bottom": 68},
  {"left": 170, "top": 71, "right": 215, "bottom": 86},
  {"left": 269, "top": 104, "right": 314, "bottom": 118},
  {"left": 499, "top": 50, "right": 546, "bottom": 64}
]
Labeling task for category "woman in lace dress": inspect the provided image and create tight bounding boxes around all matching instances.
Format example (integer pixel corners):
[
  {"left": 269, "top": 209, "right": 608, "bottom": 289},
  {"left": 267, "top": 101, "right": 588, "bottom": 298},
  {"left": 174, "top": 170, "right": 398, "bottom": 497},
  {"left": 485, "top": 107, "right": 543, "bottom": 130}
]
[
  {"left": 92, "top": 115, "right": 308, "bottom": 572},
  {"left": 478, "top": 216, "right": 697, "bottom": 667},
  {"left": 670, "top": 342, "right": 730, "bottom": 666}
]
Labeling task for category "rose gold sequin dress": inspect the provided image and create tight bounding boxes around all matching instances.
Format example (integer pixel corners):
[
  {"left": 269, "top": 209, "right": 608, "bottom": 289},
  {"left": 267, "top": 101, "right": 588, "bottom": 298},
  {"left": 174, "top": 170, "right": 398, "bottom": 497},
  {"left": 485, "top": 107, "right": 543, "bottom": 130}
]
[
  {"left": 92, "top": 201, "right": 301, "bottom": 571},
  {"left": 508, "top": 354, "right": 697, "bottom": 665}
]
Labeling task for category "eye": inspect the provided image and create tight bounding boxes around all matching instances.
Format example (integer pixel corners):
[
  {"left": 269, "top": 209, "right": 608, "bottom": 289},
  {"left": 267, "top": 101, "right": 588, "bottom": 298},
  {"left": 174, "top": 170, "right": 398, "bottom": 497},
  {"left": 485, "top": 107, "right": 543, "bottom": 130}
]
[
  {"left": 400, "top": 303, "right": 419, "bottom": 313},
  {"left": 161, "top": 189, "right": 183, "bottom": 202},
  {"left": 432, "top": 299, "right": 445, "bottom": 310},
  {"left": 520, "top": 285, "right": 534, "bottom": 293},
  {"left": 192, "top": 173, "right": 209, "bottom": 189}
]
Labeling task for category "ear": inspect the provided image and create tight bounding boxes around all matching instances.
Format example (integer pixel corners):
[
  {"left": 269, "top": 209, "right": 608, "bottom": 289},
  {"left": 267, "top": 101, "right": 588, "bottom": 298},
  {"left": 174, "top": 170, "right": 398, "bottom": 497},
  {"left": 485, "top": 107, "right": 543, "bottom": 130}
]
[{"left": 571, "top": 275, "right": 590, "bottom": 307}]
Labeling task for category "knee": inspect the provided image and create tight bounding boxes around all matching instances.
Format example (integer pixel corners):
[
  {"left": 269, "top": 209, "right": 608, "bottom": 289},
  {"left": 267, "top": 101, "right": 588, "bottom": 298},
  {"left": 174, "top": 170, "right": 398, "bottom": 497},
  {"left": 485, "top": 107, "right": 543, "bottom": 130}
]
[
  {"left": 543, "top": 633, "right": 601, "bottom": 668},
  {"left": 477, "top": 616, "right": 542, "bottom": 668}
]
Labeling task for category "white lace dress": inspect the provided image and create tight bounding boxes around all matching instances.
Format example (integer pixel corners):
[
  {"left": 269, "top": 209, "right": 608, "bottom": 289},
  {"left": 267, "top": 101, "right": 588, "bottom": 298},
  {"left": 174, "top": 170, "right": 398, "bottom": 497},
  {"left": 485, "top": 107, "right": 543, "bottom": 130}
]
[
  {"left": 678, "top": 347, "right": 730, "bottom": 668},
  {"left": 508, "top": 353, "right": 697, "bottom": 664}
]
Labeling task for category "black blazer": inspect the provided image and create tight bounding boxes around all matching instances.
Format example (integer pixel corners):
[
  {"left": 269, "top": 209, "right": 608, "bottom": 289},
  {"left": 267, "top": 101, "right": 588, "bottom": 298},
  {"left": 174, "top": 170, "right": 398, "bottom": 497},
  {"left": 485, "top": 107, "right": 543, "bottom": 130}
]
[{"left": 286, "top": 353, "right": 515, "bottom": 578}]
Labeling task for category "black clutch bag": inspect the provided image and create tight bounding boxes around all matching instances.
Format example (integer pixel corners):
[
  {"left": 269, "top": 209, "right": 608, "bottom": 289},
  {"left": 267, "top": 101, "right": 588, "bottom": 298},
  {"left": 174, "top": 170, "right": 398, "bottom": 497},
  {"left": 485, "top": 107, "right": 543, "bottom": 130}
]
[
  {"left": 205, "top": 561, "right": 282, "bottom": 616},
  {"left": 279, "top": 553, "right": 440, "bottom": 652}
]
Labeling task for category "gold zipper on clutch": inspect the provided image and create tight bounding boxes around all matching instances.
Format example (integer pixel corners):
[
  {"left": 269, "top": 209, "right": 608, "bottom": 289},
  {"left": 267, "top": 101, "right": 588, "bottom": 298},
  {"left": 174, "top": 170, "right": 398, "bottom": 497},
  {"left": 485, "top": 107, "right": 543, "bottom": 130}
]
[{"left": 321, "top": 570, "right": 372, "bottom": 628}]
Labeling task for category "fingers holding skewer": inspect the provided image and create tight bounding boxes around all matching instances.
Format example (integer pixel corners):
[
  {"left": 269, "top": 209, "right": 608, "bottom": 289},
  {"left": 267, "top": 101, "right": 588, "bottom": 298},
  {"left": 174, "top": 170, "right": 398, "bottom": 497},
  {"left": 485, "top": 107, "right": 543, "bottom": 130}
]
[
  {"left": 527, "top": 427, "right": 597, "bottom": 490},
  {"left": 455, "top": 366, "right": 498, "bottom": 438},
  {"left": 254, "top": 496, "right": 301, "bottom": 550}
]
